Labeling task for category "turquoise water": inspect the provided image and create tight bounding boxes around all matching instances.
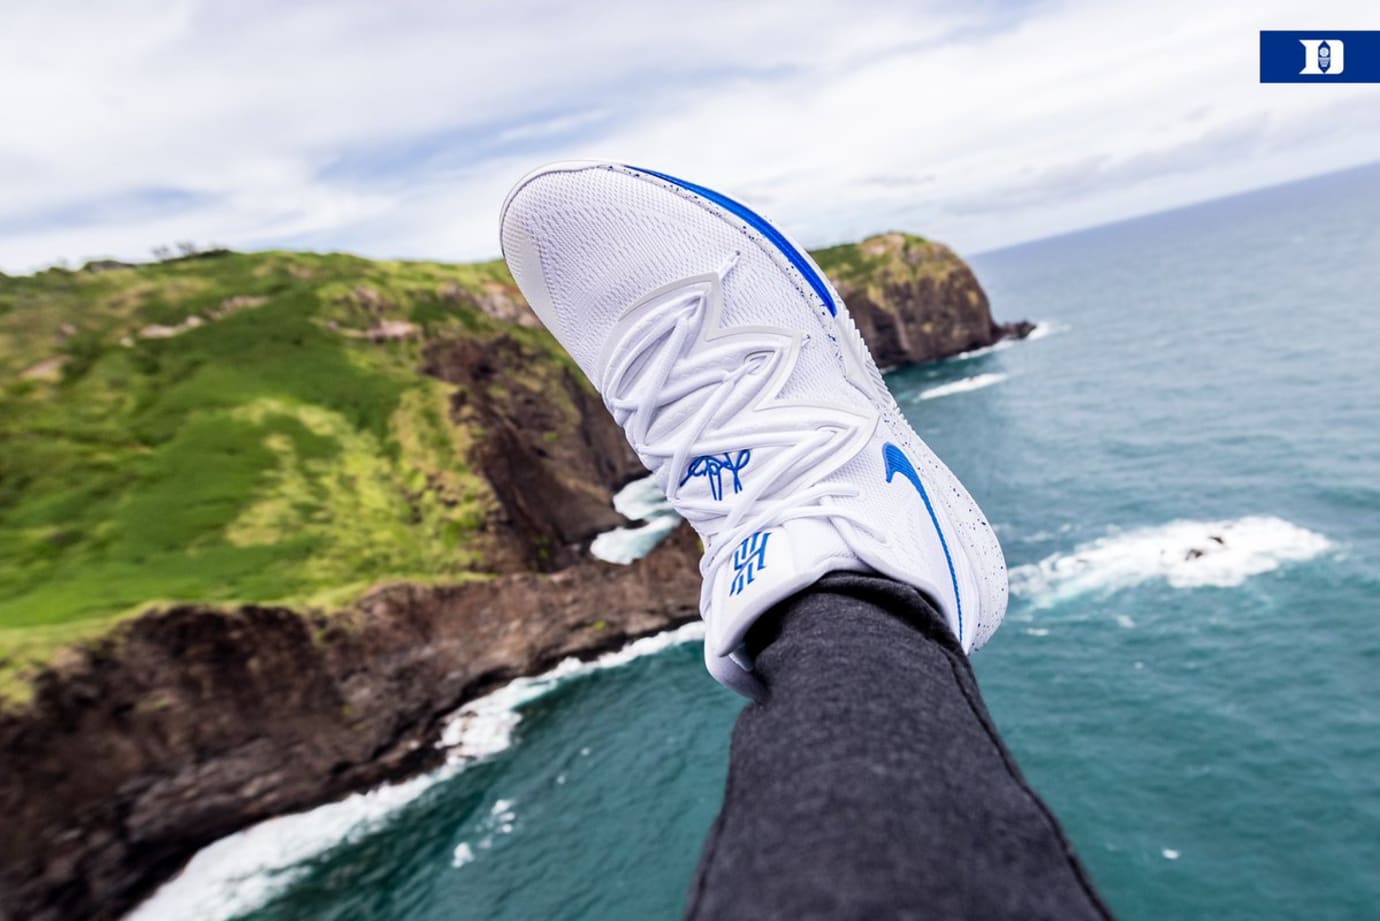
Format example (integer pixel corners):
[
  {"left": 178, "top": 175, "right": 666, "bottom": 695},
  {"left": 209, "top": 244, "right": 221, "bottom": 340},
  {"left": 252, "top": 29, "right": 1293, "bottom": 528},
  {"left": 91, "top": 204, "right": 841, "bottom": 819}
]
[{"left": 209, "top": 166, "right": 1380, "bottom": 920}]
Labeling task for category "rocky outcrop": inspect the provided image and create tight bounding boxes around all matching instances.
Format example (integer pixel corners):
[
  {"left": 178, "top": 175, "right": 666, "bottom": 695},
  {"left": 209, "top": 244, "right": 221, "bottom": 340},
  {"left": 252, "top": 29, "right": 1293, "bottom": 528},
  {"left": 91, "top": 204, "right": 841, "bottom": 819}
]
[
  {"left": 813, "top": 232, "right": 1031, "bottom": 366},
  {"left": 0, "top": 526, "right": 702, "bottom": 921},
  {"left": 423, "top": 333, "right": 644, "bottom": 572}
]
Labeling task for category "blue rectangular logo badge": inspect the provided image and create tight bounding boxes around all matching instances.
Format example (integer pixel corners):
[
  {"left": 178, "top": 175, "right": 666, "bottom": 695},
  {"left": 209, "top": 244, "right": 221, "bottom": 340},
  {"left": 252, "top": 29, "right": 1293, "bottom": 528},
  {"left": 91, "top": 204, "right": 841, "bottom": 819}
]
[{"left": 1261, "top": 31, "right": 1380, "bottom": 83}]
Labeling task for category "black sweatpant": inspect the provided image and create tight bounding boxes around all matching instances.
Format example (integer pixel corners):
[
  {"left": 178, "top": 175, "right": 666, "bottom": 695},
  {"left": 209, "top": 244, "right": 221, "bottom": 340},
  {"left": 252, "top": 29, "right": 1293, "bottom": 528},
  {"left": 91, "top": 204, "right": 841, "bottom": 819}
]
[{"left": 686, "top": 573, "right": 1115, "bottom": 921}]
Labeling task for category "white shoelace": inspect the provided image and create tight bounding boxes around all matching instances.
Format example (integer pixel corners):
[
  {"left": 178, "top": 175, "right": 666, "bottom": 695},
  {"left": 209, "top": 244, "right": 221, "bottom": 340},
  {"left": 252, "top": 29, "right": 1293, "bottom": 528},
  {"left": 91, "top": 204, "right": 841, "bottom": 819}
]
[{"left": 599, "top": 260, "right": 883, "bottom": 583}]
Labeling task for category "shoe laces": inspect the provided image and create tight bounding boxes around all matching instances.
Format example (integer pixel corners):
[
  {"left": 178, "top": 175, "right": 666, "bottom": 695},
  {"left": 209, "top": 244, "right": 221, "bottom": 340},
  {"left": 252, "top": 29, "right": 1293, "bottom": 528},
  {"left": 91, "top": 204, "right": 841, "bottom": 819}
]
[{"left": 599, "top": 256, "right": 883, "bottom": 583}]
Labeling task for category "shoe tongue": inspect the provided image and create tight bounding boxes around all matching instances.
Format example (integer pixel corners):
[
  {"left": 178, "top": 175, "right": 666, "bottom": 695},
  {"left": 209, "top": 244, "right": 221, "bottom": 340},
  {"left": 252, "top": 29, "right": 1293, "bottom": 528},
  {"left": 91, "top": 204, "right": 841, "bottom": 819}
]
[{"left": 704, "top": 516, "right": 866, "bottom": 659}]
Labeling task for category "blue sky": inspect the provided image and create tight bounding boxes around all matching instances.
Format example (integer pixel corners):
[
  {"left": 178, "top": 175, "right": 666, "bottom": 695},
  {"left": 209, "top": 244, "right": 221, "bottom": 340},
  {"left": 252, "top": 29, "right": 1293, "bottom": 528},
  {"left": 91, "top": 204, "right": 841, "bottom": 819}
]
[{"left": 1, "top": 0, "right": 1377, "bottom": 273}]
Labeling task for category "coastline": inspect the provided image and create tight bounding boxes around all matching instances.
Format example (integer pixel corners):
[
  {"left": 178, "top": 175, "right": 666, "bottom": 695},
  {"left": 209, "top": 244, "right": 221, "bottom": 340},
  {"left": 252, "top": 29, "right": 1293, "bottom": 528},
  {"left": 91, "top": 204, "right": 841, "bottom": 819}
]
[
  {"left": 0, "top": 526, "right": 704, "bottom": 921},
  {"left": 127, "top": 621, "right": 708, "bottom": 920}
]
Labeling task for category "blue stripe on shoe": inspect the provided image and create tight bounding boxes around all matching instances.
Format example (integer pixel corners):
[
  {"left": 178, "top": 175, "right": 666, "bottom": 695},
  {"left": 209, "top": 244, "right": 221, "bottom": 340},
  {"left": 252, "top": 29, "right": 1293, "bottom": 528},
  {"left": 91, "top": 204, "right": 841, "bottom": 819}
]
[{"left": 629, "top": 166, "right": 838, "bottom": 316}]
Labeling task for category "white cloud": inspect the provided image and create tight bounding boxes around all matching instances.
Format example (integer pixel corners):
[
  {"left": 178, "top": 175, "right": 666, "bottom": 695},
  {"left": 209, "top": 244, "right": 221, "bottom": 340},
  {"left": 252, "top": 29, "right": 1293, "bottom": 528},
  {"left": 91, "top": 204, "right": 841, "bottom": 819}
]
[{"left": 1, "top": 0, "right": 1376, "bottom": 272}]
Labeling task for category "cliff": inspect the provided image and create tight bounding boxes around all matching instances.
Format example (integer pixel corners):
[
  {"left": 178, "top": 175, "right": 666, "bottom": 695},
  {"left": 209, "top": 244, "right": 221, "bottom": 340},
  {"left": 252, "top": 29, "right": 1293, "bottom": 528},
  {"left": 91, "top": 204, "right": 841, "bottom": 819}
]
[
  {"left": 814, "top": 232, "right": 1033, "bottom": 366},
  {"left": 0, "top": 527, "right": 702, "bottom": 921},
  {"left": 0, "top": 235, "right": 1026, "bottom": 921}
]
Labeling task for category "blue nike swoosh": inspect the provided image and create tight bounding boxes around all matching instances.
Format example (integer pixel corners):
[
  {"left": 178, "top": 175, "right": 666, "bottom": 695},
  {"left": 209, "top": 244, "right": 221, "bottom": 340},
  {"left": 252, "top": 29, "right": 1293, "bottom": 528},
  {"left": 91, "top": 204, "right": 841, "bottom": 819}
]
[{"left": 883, "top": 442, "right": 963, "bottom": 638}]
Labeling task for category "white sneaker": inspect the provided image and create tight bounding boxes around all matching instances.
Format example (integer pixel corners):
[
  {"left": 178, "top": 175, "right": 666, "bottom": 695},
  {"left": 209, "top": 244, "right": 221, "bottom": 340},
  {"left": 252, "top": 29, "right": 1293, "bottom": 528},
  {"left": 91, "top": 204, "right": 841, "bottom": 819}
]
[{"left": 500, "top": 162, "right": 1007, "bottom": 697}]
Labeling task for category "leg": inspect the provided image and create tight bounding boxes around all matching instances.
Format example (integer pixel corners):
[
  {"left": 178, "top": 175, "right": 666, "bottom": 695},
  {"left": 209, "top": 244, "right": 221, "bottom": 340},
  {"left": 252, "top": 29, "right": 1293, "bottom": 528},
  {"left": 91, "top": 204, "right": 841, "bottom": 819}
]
[{"left": 685, "top": 573, "right": 1114, "bottom": 921}]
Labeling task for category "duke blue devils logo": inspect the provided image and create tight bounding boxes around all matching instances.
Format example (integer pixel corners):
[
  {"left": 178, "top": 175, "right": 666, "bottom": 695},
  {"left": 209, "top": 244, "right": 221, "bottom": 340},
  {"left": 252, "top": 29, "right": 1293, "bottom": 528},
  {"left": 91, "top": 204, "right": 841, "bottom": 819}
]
[
  {"left": 1260, "top": 32, "right": 1373, "bottom": 84},
  {"left": 680, "top": 450, "right": 751, "bottom": 501},
  {"left": 1300, "top": 39, "right": 1345, "bottom": 75},
  {"left": 729, "top": 531, "right": 770, "bottom": 596}
]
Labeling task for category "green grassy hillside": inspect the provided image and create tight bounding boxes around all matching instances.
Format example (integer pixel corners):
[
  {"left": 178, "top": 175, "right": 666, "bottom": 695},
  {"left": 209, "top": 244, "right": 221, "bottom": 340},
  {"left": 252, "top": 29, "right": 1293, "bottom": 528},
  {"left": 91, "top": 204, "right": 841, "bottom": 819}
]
[
  {"left": 0, "top": 234, "right": 996, "bottom": 702},
  {"left": 0, "top": 251, "right": 582, "bottom": 697}
]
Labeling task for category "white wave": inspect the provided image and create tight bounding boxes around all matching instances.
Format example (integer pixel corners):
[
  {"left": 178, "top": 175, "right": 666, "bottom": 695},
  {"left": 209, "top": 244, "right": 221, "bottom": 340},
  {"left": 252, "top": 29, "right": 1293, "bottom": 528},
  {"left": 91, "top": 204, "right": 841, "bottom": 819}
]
[
  {"left": 437, "top": 620, "right": 703, "bottom": 758},
  {"left": 950, "top": 339, "right": 1013, "bottom": 361},
  {"left": 126, "top": 621, "right": 705, "bottom": 921},
  {"left": 610, "top": 474, "right": 670, "bottom": 522},
  {"left": 589, "top": 520, "right": 678, "bottom": 565},
  {"left": 948, "top": 321, "right": 1058, "bottom": 362},
  {"left": 918, "top": 372, "right": 1007, "bottom": 401},
  {"left": 1009, "top": 516, "right": 1332, "bottom": 608},
  {"left": 590, "top": 474, "right": 681, "bottom": 564},
  {"left": 124, "top": 766, "right": 461, "bottom": 921}
]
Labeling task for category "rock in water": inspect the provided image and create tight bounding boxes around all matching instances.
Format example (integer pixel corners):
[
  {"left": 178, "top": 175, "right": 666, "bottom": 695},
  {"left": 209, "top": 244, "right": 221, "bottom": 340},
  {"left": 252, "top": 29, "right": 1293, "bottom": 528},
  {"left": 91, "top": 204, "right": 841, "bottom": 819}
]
[{"left": 811, "top": 232, "right": 1031, "bottom": 367}]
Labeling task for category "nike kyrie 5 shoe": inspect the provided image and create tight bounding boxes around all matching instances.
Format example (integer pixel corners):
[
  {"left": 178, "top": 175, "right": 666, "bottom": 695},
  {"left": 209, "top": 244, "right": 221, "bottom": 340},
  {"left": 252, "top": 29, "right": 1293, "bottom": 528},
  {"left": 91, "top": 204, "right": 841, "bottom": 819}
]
[{"left": 500, "top": 162, "right": 1007, "bottom": 697}]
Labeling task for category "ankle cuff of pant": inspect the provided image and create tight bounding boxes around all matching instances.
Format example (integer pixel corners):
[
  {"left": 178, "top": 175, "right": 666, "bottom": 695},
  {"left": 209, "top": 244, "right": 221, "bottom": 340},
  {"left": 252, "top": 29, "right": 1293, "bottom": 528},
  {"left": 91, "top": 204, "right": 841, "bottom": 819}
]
[{"left": 745, "top": 571, "right": 960, "bottom": 660}]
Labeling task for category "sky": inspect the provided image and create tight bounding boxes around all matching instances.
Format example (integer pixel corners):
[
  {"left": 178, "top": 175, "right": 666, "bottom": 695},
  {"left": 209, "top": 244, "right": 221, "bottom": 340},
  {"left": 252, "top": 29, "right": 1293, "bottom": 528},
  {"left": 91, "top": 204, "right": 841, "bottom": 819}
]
[{"left": 2, "top": 0, "right": 1377, "bottom": 273}]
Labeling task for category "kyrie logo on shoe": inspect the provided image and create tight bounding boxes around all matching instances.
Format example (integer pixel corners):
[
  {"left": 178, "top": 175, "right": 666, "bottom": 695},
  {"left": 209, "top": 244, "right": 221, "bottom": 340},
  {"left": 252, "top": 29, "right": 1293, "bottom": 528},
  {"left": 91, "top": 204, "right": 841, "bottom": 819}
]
[
  {"left": 681, "top": 450, "right": 751, "bottom": 501},
  {"left": 729, "top": 531, "right": 771, "bottom": 596}
]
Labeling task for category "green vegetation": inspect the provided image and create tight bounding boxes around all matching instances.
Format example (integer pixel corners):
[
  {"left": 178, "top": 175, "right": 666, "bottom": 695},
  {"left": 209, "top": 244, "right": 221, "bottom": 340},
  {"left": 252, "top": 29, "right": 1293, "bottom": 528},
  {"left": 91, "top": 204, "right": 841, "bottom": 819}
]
[
  {"left": 0, "top": 250, "right": 550, "bottom": 699},
  {"left": 811, "top": 232, "right": 944, "bottom": 290},
  {"left": 810, "top": 232, "right": 921, "bottom": 280},
  {"left": 0, "top": 235, "right": 925, "bottom": 702}
]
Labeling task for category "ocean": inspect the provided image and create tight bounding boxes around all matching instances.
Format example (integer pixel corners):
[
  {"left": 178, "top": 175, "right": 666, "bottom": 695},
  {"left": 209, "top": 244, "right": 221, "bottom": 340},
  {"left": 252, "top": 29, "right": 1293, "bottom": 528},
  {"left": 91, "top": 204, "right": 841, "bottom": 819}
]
[{"left": 131, "top": 164, "right": 1380, "bottom": 921}]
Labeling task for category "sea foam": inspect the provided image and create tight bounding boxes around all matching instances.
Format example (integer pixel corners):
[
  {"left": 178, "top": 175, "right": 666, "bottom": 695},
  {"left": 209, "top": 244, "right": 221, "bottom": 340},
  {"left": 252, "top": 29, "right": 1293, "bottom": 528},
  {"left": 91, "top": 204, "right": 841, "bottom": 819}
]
[
  {"left": 1009, "top": 516, "right": 1332, "bottom": 608},
  {"left": 123, "top": 767, "right": 461, "bottom": 921},
  {"left": 451, "top": 799, "right": 520, "bottom": 871},
  {"left": 436, "top": 621, "right": 704, "bottom": 758},
  {"left": 918, "top": 372, "right": 1008, "bottom": 400},
  {"left": 590, "top": 474, "right": 680, "bottom": 564},
  {"left": 125, "top": 621, "right": 705, "bottom": 921},
  {"left": 947, "top": 321, "right": 1058, "bottom": 362}
]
